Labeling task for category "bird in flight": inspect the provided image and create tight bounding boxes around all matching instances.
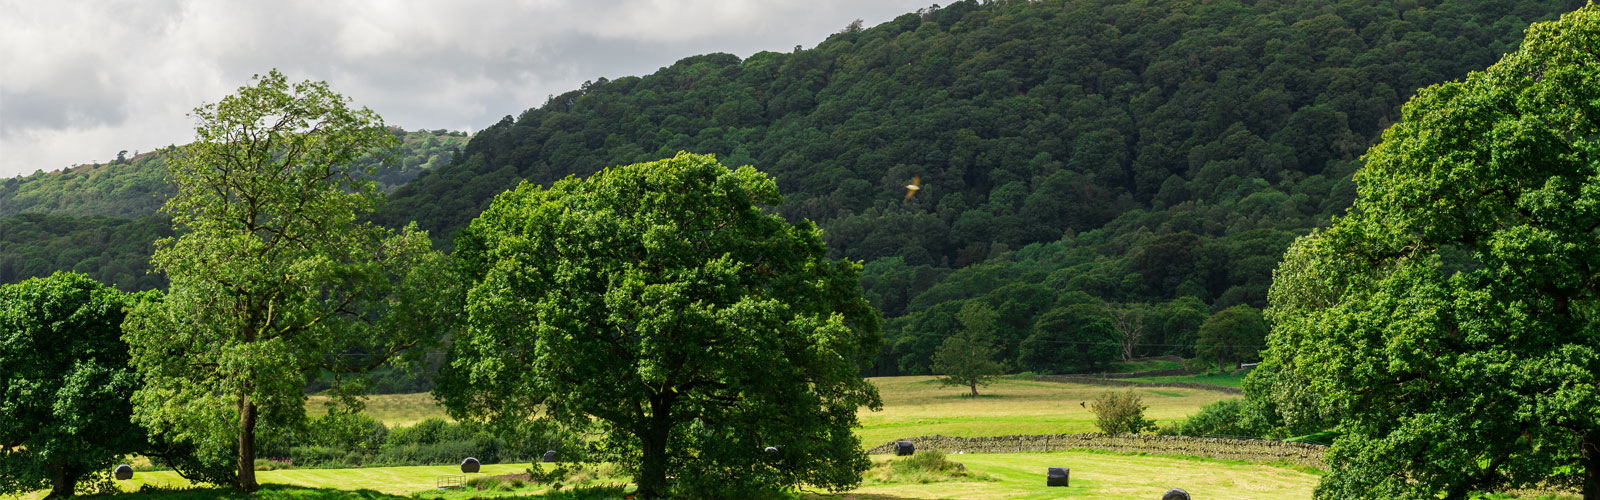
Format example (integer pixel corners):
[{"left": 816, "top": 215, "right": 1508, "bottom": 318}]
[{"left": 904, "top": 176, "right": 921, "bottom": 200}]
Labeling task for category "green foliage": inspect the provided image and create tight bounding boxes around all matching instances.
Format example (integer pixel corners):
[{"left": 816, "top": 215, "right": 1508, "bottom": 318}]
[
  {"left": 121, "top": 70, "right": 461, "bottom": 492},
  {"left": 0, "top": 214, "right": 171, "bottom": 291},
  {"left": 0, "top": 129, "right": 468, "bottom": 220},
  {"left": 1017, "top": 304, "right": 1118, "bottom": 374},
  {"left": 1163, "top": 399, "right": 1268, "bottom": 440},
  {"left": 1262, "top": 6, "right": 1600, "bottom": 498},
  {"left": 931, "top": 302, "right": 1007, "bottom": 396},
  {"left": 0, "top": 272, "right": 143, "bottom": 498},
  {"left": 1089, "top": 389, "right": 1158, "bottom": 435},
  {"left": 1194, "top": 305, "right": 1268, "bottom": 371},
  {"left": 438, "top": 153, "right": 882, "bottom": 498}
]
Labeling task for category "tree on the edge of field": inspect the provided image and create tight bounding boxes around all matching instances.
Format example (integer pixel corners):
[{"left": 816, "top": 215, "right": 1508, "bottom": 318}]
[
  {"left": 122, "top": 70, "right": 460, "bottom": 492},
  {"left": 1263, "top": 7, "right": 1600, "bottom": 499},
  {"left": 436, "top": 153, "right": 882, "bottom": 499},
  {"left": 932, "top": 301, "right": 1007, "bottom": 397},
  {"left": 1194, "top": 305, "right": 1267, "bottom": 372},
  {"left": 0, "top": 272, "right": 145, "bottom": 498}
]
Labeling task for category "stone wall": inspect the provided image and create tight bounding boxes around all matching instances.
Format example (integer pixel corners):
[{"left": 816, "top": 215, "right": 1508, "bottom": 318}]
[
  {"left": 866, "top": 434, "right": 1327, "bottom": 469},
  {"left": 1034, "top": 375, "right": 1243, "bottom": 394}
]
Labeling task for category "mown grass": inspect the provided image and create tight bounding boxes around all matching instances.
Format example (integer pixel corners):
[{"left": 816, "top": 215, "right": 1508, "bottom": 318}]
[
  {"left": 1122, "top": 371, "right": 1249, "bottom": 388},
  {"left": 856, "top": 376, "right": 1237, "bottom": 446}
]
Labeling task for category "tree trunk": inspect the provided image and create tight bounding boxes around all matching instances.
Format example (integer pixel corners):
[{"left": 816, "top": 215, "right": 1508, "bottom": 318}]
[
  {"left": 635, "top": 397, "right": 674, "bottom": 498},
  {"left": 1583, "top": 431, "right": 1598, "bottom": 500},
  {"left": 44, "top": 463, "right": 75, "bottom": 498},
  {"left": 969, "top": 383, "right": 978, "bottom": 398},
  {"left": 237, "top": 394, "right": 259, "bottom": 493}
]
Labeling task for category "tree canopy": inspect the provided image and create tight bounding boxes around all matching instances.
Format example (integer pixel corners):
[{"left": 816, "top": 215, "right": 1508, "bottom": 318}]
[
  {"left": 121, "top": 70, "right": 459, "bottom": 492},
  {"left": 1, "top": 272, "right": 144, "bottom": 498},
  {"left": 1261, "top": 6, "right": 1599, "bottom": 497},
  {"left": 438, "top": 152, "right": 882, "bottom": 498}
]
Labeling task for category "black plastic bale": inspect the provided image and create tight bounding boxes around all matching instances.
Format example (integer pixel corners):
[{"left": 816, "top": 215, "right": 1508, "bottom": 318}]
[
  {"left": 460, "top": 457, "right": 480, "bottom": 473},
  {"left": 895, "top": 440, "right": 914, "bottom": 456},
  {"left": 1046, "top": 467, "right": 1070, "bottom": 487},
  {"left": 113, "top": 464, "right": 133, "bottom": 481},
  {"left": 764, "top": 446, "right": 779, "bottom": 454},
  {"left": 542, "top": 450, "right": 558, "bottom": 463},
  {"left": 1163, "top": 488, "right": 1191, "bottom": 500}
]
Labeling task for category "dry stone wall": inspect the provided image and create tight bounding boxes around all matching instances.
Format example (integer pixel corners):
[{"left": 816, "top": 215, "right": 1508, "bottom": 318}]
[{"left": 866, "top": 434, "right": 1326, "bottom": 469}]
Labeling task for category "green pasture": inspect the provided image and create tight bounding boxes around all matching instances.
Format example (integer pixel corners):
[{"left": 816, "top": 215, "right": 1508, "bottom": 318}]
[
  {"left": 310, "top": 376, "right": 1240, "bottom": 446},
  {"left": 1120, "top": 372, "right": 1249, "bottom": 389},
  {"left": 856, "top": 376, "right": 1237, "bottom": 446},
  {"left": 82, "top": 453, "right": 1317, "bottom": 500}
]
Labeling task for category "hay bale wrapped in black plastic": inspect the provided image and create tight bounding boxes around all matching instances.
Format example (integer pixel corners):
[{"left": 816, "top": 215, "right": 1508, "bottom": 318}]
[
  {"left": 764, "top": 446, "right": 779, "bottom": 455},
  {"left": 894, "top": 440, "right": 914, "bottom": 456},
  {"left": 542, "top": 450, "right": 558, "bottom": 463},
  {"left": 1163, "top": 488, "right": 1190, "bottom": 500},
  {"left": 113, "top": 464, "right": 133, "bottom": 480},
  {"left": 460, "top": 457, "right": 480, "bottom": 473},
  {"left": 1046, "top": 467, "right": 1070, "bottom": 487}
]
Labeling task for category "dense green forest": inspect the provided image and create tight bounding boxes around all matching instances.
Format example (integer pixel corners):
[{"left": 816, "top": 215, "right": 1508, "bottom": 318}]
[
  {"left": 0, "top": 129, "right": 467, "bottom": 291},
  {"left": 377, "top": 0, "right": 1584, "bottom": 375},
  {"left": 3, "top": 0, "right": 1586, "bottom": 375}
]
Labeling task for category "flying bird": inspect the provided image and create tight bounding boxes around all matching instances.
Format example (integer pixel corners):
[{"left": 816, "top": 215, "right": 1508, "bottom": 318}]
[{"left": 904, "top": 176, "right": 921, "bottom": 200}]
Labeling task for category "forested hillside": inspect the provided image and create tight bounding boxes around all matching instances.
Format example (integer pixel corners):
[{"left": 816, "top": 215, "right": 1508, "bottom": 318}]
[
  {"left": 3, "top": 0, "right": 1585, "bottom": 375},
  {"left": 0, "top": 129, "right": 467, "bottom": 291},
  {"left": 1, "top": 128, "right": 469, "bottom": 218},
  {"left": 376, "top": 0, "right": 1584, "bottom": 375}
]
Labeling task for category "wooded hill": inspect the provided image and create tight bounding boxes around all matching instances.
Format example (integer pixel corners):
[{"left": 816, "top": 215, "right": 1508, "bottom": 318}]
[
  {"left": 0, "top": 129, "right": 468, "bottom": 289},
  {"left": 2, "top": 0, "right": 1586, "bottom": 376}
]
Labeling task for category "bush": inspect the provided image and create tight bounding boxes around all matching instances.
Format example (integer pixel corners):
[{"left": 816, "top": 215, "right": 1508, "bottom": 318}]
[
  {"left": 1166, "top": 398, "right": 1268, "bottom": 439},
  {"left": 1089, "top": 389, "right": 1158, "bottom": 435},
  {"left": 287, "top": 446, "right": 351, "bottom": 468},
  {"left": 387, "top": 418, "right": 473, "bottom": 446}
]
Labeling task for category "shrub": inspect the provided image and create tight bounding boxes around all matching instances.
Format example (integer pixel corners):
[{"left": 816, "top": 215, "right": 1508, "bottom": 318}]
[
  {"left": 287, "top": 446, "right": 351, "bottom": 468},
  {"left": 1090, "top": 389, "right": 1158, "bottom": 435},
  {"left": 1167, "top": 398, "right": 1269, "bottom": 439}
]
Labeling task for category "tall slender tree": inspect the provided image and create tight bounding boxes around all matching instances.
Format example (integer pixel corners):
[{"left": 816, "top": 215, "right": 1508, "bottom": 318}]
[
  {"left": 932, "top": 302, "right": 1006, "bottom": 397},
  {"left": 122, "top": 70, "right": 459, "bottom": 492}
]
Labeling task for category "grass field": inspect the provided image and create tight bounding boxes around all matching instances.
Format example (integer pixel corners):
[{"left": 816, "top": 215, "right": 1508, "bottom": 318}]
[
  {"left": 1121, "top": 372, "right": 1249, "bottom": 388},
  {"left": 91, "top": 453, "right": 1316, "bottom": 500},
  {"left": 312, "top": 376, "right": 1239, "bottom": 445},
  {"left": 856, "top": 376, "right": 1236, "bottom": 446}
]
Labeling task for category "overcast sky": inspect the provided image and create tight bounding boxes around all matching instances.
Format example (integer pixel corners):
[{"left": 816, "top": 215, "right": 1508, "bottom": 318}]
[{"left": 0, "top": 0, "right": 931, "bottom": 178}]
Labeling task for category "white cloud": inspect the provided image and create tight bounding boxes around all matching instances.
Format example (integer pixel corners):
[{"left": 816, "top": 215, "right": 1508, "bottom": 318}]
[{"left": 0, "top": 0, "right": 928, "bottom": 179}]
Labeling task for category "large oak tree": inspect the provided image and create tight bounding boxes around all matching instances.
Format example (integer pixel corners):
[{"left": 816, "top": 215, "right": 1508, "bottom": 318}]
[
  {"left": 438, "top": 152, "right": 881, "bottom": 498},
  {"left": 1263, "top": 7, "right": 1599, "bottom": 498}
]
